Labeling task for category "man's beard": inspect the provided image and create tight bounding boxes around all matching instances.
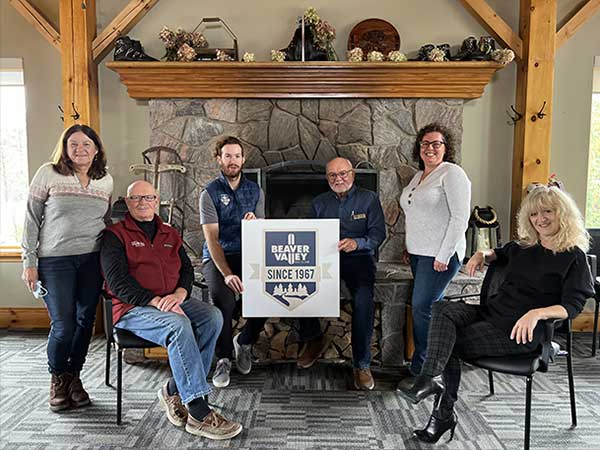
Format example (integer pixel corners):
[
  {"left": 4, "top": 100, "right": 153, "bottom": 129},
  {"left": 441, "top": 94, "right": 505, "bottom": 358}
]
[{"left": 222, "top": 164, "right": 241, "bottom": 179}]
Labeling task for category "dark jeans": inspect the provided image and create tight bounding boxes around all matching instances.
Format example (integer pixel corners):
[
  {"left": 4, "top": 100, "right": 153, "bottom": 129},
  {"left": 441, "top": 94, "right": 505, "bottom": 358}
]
[
  {"left": 299, "top": 254, "right": 376, "bottom": 369},
  {"left": 409, "top": 253, "right": 461, "bottom": 375},
  {"left": 421, "top": 301, "right": 535, "bottom": 414},
  {"left": 202, "top": 253, "right": 267, "bottom": 359},
  {"left": 38, "top": 252, "right": 102, "bottom": 374}
]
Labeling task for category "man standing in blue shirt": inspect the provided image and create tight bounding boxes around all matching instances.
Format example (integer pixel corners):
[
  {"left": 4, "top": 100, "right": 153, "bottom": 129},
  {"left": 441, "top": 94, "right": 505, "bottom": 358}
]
[{"left": 297, "top": 157, "right": 386, "bottom": 390}]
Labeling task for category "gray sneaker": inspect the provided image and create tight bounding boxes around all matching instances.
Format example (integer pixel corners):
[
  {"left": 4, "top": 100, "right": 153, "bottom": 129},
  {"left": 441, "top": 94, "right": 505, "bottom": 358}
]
[
  {"left": 186, "top": 410, "right": 243, "bottom": 440},
  {"left": 212, "top": 358, "right": 232, "bottom": 388},
  {"left": 233, "top": 334, "right": 252, "bottom": 375}
]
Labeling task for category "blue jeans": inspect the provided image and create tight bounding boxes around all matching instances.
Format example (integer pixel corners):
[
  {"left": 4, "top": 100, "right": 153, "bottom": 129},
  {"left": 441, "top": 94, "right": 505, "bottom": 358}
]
[
  {"left": 115, "top": 297, "right": 223, "bottom": 404},
  {"left": 409, "top": 253, "right": 461, "bottom": 375},
  {"left": 299, "top": 254, "right": 376, "bottom": 369},
  {"left": 38, "top": 252, "right": 103, "bottom": 374}
]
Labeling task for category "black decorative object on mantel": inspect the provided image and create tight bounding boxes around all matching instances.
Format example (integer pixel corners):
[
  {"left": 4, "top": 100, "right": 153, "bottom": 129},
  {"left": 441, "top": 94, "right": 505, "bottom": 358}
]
[{"left": 113, "top": 36, "right": 157, "bottom": 61}]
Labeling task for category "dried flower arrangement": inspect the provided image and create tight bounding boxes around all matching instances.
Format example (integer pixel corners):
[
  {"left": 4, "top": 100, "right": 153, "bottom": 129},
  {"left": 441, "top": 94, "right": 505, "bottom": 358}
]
[
  {"left": 302, "top": 7, "right": 337, "bottom": 60},
  {"left": 387, "top": 50, "right": 407, "bottom": 62},
  {"left": 271, "top": 49, "right": 286, "bottom": 62},
  {"left": 242, "top": 52, "right": 256, "bottom": 62},
  {"left": 347, "top": 47, "right": 364, "bottom": 62},
  {"left": 367, "top": 50, "right": 384, "bottom": 62},
  {"left": 159, "top": 26, "right": 209, "bottom": 61}
]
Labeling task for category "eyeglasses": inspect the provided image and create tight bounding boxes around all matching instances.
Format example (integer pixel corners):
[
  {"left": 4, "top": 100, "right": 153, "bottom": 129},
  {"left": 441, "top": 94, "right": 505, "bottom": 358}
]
[
  {"left": 326, "top": 169, "right": 353, "bottom": 182},
  {"left": 419, "top": 140, "right": 446, "bottom": 150},
  {"left": 127, "top": 195, "right": 157, "bottom": 202}
]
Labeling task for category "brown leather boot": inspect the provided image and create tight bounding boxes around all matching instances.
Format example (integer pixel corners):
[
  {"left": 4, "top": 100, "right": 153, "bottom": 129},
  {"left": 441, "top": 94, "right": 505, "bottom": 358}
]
[
  {"left": 49, "top": 373, "right": 72, "bottom": 412},
  {"left": 69, "top": 372, "right": 91, "bottom": 407},
  {"left": 297, "top": 336, "right": 330, "bottom": 369},
  {"left": 353, "top": 368, "right": 375, "bottom": 390}
]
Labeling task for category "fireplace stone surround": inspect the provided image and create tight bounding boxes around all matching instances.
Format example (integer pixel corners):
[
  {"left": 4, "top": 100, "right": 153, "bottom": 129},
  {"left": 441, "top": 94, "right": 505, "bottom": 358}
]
[{"left": 148, "top": 97, "right": 482, "bottom": 366}]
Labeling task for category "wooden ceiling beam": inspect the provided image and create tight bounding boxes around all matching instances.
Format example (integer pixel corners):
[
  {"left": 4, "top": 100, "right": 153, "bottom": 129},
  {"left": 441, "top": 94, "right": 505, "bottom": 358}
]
[
  {"left": 92, "top": 0, "right": 159, "bottom": 62},
  {"left": 458, "top": 0, "right": 523, "bottom": 60},
  {"left": 8, "top": 0, "right": 60, "bottom": 51},
  {"left": 556, "top": 0, "right": 600, "bottom": 49}
]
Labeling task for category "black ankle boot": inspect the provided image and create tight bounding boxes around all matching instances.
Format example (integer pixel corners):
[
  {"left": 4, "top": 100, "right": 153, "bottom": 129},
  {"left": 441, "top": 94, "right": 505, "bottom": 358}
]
[
  {"left": 113, "top": 36, "right": 158, "bottom": 61},
  {"left": 452, "top": 36, "right": 477, "bottom": 60},
  {"left": 471, "top": 36, "right": 496, "bottom": 61},
  {"left": 414, "top": 411, "right": 458, "bottom": 443},
  {"left": 397, "top": 374, "right": 444, "bottom": 404}
]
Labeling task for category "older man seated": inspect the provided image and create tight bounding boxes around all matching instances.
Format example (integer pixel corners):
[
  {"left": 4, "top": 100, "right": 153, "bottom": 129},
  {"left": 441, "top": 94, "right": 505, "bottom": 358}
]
[{"left": 100, "top": 180, "right": 242, "bottom": 440}]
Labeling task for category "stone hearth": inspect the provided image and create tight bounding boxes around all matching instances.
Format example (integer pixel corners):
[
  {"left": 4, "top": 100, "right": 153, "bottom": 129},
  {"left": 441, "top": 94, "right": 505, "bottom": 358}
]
[{"left": 149, "top": 98, "right": 476, "bottom": 366}]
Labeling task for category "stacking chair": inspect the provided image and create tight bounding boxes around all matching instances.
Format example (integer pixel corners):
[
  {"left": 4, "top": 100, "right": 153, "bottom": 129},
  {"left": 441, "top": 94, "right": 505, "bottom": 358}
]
[
  {"left": 102, "top": 293, "right": 160, "bottom": 424},
  {"left": 587, "top": 254, "right": 599, "bottom": 357},
  {"left": 444, "top": 258, "right": 582, "bottom": 450}
]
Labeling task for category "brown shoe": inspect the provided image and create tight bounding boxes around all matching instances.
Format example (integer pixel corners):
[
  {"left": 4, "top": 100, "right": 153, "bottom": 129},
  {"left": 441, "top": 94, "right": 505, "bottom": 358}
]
[
  {"left": 185, "top": 410, "right": 243, "bottom": 440},
  {"left": 69, "top": 372, "right": 91, "bottom": 407},
  {"left": 353, "top": 368, "right": 375, "bottom": 390},
  {"left": 49, "top": 373, "right": 72, "bottom": 412},
  {"left": 157, "top": 383, "right": 188, "bottom": 427},
  {"left": 297, "top": 336, "right": 330, "bottom": 369}
]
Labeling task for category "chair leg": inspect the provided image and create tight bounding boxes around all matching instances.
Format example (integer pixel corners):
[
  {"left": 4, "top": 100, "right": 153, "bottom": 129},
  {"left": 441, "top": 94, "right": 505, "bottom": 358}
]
[
  {"left": 105, "top": 339, "right": 111, "bottom": 386},
  {"left": 488, "top": 370, "right": 495, "bottom": 395},
  {"left": 117, "top": 347, "right": 123, "bottom": 425},
  {"left": 524, "top": 376, "right": 532, "bottom": 450},
  {"left": 592, "top": 300, "right": 599, "bottom": 357},
  {"left": 567, "top": 331, "right": 577, "bottom": 428}
]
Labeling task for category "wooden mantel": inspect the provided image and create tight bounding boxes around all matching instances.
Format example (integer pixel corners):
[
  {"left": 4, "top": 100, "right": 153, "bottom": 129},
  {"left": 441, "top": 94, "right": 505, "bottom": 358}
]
[{"left": 106, "top": 61, "right": 504, "bottom": 99}]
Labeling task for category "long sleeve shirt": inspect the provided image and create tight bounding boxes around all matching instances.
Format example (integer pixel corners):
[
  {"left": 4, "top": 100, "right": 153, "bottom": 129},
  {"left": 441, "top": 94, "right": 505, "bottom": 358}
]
[
  {"left": 311, "top": 185, "right": 386, "bottom": 256},
  {"left": 22, "top": 162, "right": 113, "bottom": 268},
  {"left": 400, "top": 162, "right": 471, "bottom": 264}
]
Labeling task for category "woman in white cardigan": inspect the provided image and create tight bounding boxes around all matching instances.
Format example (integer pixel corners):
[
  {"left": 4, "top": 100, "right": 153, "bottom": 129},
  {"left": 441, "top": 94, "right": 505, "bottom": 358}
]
[{"left": 399, "top": 123, "right": 471, "bottom": 379}]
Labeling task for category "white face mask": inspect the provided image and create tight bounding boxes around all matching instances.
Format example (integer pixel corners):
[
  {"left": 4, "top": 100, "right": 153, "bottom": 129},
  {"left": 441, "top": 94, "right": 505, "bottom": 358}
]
[{"left": 32, "top": 280, "right": 48, "bottom": 299}]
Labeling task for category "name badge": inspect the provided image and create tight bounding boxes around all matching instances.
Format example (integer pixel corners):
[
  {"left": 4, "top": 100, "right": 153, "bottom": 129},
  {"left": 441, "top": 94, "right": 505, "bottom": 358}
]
[{"left": 351, "top": 212, "right": 366, "bottom": 220}]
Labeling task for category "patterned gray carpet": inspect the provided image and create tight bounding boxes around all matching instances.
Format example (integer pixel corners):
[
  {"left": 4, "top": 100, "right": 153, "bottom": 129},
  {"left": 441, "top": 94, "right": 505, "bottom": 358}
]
[{"left": 1, "top": 331, "right": 599, "bottom": 450}]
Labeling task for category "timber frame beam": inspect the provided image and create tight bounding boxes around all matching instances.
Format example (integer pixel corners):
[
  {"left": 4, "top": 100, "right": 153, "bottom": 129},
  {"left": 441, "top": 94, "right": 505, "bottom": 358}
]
[
  {"left": 9, "top": 0, "right": 159, "bottom": 130},
  {"left": 556, "top": 0, "right": 600, "bottom": 49}
]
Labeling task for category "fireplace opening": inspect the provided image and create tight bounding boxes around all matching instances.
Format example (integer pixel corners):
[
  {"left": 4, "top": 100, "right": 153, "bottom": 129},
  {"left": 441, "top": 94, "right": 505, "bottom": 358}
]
[{"left": 245, "top": 161, "right": 379, "bottom": 219}]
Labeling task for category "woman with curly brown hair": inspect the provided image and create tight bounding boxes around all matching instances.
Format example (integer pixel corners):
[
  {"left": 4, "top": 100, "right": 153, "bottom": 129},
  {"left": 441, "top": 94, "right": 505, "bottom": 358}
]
[
  {"left": 399, "top": 123, "right": 471, "bottom": 378},
  {"left": 21, "top": 124, "right": 113, "bottom": 412}
]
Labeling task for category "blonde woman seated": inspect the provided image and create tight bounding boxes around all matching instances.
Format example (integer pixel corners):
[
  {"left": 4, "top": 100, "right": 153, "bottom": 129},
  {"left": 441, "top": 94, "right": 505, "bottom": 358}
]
[{"left": 397, "top": 185, "right": 594, "bottom": 443}]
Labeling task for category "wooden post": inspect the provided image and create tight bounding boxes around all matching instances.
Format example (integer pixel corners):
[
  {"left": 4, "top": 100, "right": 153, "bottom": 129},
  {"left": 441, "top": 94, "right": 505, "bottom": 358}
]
[
  {"left": 59, "top": 0, "right": 99, "bottom": 131},
  {"left": 510, "top": 0, "right": 557, "bottom": 235}
]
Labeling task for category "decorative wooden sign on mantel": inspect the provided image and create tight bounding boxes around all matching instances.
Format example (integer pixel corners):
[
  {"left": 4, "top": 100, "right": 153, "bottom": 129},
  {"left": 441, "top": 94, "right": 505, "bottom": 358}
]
[{"left": 106, "top": 61, "right": 504, "bottom": 99}]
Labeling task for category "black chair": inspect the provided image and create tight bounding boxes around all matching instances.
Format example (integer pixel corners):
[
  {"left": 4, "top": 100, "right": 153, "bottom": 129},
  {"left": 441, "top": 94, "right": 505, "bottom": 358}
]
[
  {"left": 102, "top": 293, "right": 160, "bottom": 424},
  {"left": 444, "top": 258, "right": 579, "bottom": 450},
  {"left": 588, "top": 229, "right": 600, "bottom": 356}
]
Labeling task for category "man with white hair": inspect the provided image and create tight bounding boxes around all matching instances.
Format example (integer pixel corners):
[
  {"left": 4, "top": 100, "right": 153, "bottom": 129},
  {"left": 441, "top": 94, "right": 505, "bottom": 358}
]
[
  {"left": 101, "top": 180, "right": 242, "bottom": 440},
  {"left": 297, "top": 157, "right": 386, "bottom": 390}
]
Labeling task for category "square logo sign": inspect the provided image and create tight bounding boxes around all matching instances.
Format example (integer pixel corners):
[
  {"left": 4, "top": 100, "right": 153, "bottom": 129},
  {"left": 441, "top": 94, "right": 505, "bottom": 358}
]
[{"left": 242, "top": 219, "right": 340, "bottom": 317}]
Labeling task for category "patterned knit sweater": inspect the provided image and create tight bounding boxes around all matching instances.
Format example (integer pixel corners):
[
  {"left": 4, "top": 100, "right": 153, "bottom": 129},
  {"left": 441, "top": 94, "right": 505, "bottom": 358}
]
[{"left": 22, "top": 162, "right": 113, "bottom": 268}]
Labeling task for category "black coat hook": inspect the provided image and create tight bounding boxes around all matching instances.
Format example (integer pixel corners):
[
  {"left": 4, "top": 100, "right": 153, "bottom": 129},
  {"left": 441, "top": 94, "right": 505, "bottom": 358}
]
[
  {"left": 531, "top": 101, "right": 547, "bottom": 122},
  {"left": 58, "top": 104, "right": 64, "bottom": 122},
  {"left": 71, "top": 103, "right": 80, "bottom": 121},
  {"left": 506, "top": 104, "right": 523, "bottom": 125}
]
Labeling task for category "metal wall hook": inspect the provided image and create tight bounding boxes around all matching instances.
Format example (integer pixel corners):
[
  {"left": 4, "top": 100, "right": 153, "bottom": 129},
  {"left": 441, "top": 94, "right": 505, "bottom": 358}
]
[
  {"left": 58, "top": 105, "right": 64, "bottom": 122},
  {"left": 506, "top": 104, "right": 523, "bottom": 125},
  {"left": 71, "top": 103, "right": 80, "bottom": 121},
  {"left": 531, "top": 101, "right": 547, "bottom": 122}
]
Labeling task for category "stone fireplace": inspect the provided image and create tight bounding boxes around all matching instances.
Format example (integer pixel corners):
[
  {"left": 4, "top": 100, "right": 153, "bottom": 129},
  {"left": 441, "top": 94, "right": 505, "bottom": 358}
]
[{"left": 146, "top": 97, "right": 480, "bottom": 366}]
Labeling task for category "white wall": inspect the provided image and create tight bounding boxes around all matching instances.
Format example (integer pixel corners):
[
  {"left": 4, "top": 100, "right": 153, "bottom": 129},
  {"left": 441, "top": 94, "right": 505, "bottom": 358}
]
[{"left": 1, "top": 0, "right": 598, "bottom": 307}]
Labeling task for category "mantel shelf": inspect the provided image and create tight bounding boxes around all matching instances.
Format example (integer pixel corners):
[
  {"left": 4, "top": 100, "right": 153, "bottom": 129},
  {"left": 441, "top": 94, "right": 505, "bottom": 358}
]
[{"left": 106, "top": 61, "right": 505, "bottom": 99}]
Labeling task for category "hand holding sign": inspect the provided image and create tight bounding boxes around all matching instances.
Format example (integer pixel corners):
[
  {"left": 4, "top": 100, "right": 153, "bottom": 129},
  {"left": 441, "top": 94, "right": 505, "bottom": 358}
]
[
  {"left": 225, "top": 274, "right": 244, "bottom": 294},
  {"left": 338, "top": 238, "right": 358, "bottom": 253}
]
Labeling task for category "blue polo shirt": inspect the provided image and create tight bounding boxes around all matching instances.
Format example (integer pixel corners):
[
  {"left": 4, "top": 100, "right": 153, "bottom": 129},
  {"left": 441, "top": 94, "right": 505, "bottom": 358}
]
[{"left": 311, "top": 185, "right": 386, "bottom": 256}]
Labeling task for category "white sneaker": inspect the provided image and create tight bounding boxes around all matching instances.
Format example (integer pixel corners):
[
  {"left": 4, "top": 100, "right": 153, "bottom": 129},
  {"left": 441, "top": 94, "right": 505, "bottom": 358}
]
[
  {"left": 233, "top": 334, "right": 252, "bottom": 375},
  {"left": 212, "top": 358, "right": 232, "bottom": 388}
]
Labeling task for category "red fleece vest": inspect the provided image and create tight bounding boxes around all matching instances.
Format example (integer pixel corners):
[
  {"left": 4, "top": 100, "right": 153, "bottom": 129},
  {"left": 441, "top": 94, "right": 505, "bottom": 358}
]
[{"left": 106, "top": 213, "right": 182, "bottom": 324}]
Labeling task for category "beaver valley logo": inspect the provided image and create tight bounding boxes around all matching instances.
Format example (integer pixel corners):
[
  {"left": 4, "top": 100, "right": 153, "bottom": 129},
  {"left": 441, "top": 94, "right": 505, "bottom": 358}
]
[{"left": 264, "top": 231, "right": 317, "bottom": 311}]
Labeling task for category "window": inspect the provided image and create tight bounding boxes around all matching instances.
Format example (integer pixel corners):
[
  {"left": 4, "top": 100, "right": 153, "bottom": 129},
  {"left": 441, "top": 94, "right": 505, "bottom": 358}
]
[{"left": 0, "top": 58, "right": 29, "bottom": 251}]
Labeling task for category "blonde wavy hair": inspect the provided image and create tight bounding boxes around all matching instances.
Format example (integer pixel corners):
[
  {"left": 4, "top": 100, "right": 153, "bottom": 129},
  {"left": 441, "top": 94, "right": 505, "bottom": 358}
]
[{"left": 516, "top": 185, "right": 590, "bottom": 253}]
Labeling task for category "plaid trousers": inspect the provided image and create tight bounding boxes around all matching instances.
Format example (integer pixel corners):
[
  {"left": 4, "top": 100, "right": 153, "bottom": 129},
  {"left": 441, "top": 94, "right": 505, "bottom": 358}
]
[{"left": 421, "top": 301, "right": 537, "bottom": 414}]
